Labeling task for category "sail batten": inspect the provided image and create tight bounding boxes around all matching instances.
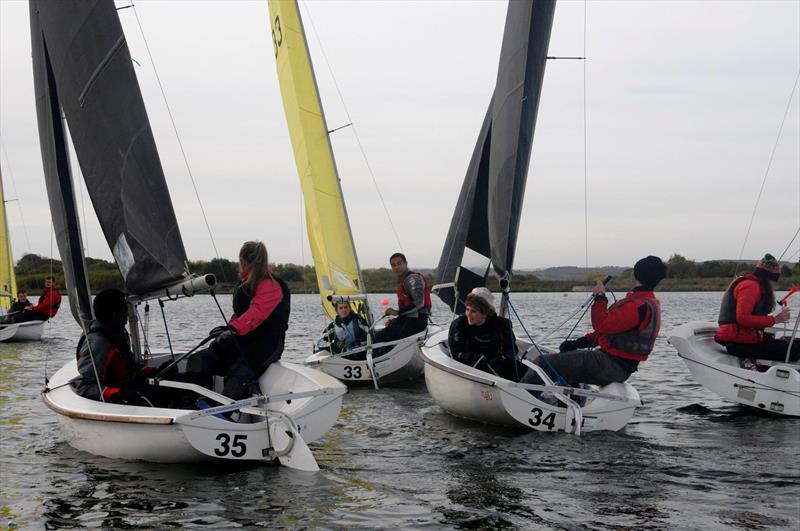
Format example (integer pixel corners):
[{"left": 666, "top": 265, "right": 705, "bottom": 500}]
[
  {"left": 30, "top": 0, "right": 188, "bottom": 299},
  {"left": 435, "top": 0, "right": 556, "bottom": 313},
  {"left": 268, "top": 0, "right": 363, "bottom": 320}
]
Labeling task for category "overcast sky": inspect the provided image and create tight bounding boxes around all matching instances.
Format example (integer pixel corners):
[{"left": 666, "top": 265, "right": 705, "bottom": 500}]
[{"left": 1, "top": 0, "right": 798, "bottom": 271}]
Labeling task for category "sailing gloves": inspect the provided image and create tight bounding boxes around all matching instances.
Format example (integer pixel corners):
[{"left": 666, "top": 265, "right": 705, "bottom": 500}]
[{"left": 558, "top": 336, "right": 591, "bottom": 352}]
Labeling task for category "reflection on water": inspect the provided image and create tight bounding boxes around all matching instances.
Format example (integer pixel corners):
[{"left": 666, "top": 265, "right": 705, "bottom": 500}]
[{"left": 1, "top": 293, "right": 798, "bottom": 529}]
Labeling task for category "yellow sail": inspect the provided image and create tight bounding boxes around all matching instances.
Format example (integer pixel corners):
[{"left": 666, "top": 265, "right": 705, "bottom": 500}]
[
  {"left": 0, "top": 169, "right": 17, "bottom": 311},
  {"left": 267, "top": 0, "right": 363, "bottom": 320}
]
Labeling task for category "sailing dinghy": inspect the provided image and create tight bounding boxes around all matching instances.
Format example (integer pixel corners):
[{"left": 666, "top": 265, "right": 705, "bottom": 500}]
[
  {"left": 267, "top": 0, "right": 429, "bottom": 388},
  {"left": 0, "top": 168, "right": 44, "bottom": 342},
  {"left": 32, "top": 0, "right": 344, "bottom": 471},
  {"left": 669, "top": 321, "right": 800, "bottom": 416},
  {"left": 420, "top": 0, "right": 641, "bottom": 433}
]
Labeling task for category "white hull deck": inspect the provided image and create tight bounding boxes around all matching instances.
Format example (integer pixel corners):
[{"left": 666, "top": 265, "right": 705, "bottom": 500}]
[
  {"left": 305, "top": 327, "right": 438, "bottom": 387},
  {"left": 43, "top": 354, "right": 346, "bottom": 468},
  {"left": 669, "top": 321, "right": 800, "bottom": 416},
  {"left": 420, "top": 328, "right": 641, "bottom": 433},
  {"left": 0, "top": 320, "right": 44, "bottom": 342}
]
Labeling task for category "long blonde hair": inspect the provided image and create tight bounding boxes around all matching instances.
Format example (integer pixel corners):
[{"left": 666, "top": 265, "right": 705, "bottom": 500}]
[{"left": 239, "top": 241, "right": 269, "bottom": 293}]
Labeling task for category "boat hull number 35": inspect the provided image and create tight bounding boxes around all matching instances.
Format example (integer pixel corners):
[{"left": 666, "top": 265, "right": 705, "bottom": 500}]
[{"left": 215, "top": 433, "right": 247, "bottom": 457}]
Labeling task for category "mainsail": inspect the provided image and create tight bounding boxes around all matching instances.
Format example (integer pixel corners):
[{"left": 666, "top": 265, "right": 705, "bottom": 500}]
[
  {"left": 0, "top": 168, "right": 16, "bottom": 311},
  {"left": 267, "top": 0, "right": 364, "bottom": 320},
  {"left": 29, "top": 0, "right": 188, "bottom": 306},
  {"left": 435, "top": 0, "right": 556, "bottom": 313}
]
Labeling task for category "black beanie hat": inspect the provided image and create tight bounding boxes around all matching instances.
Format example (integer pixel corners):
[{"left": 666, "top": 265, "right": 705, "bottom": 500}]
[
  {"left": 93, "top": 289, "right": 127, "bottom": 325},
  {"left": 633, "top": 256, "right": 667, "bottom": 289}
]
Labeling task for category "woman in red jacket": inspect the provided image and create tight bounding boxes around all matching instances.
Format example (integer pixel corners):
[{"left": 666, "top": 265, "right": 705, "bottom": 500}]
[
  {"left": 714, "top": 254, "right": 798, "bottom": 362},
  {"left": 185, "top": 241, "right": 291, "bottom": 400}
]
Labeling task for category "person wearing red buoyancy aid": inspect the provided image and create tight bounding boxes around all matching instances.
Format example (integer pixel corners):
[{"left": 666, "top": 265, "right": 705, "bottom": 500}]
[
  {"left": 714, "top": 253, "right": 798, "bottom": 363},
  {"left": 3, "top": 276, "right": 62, "bottom": 323},
  {"left": 184, "top": 241, "right": 291, "bottom": 400},
  {"left": 523, "top": 256, "right": 667, "bottom": 387},
  {"left": 71, "top": 289, "right": 158, "bottom": 403},
  {"left": 373, "top": 252, "right": 432, "bottom": 346}
]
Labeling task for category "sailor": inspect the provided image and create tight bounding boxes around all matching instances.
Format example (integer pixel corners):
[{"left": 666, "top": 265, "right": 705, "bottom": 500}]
[
  {"left": 7, "top": 289, "right": 33, "bottom": 314},
  {"left": 71, "top": 289, "right": 152, "bottom": 402},
  {"left": 373, "top": 252, "right": 431, "bottom": 344},
  {"left": 317, "top": 300, "right": 369, "bottom": 353},
  {"left": 4, "top": 276, "right": 61, "bottom": 323},
  {"left": 185, "top": 241, "right": 291, "bottom": 400},
  {"left": 714, "top": 253, "right": 799, "bottom": 365},
  {"left": 524, "top": 255, "right": 666, "bottom": 388},
  {"left": 448, "top": 287, "right": 521, "bottom": 380}
]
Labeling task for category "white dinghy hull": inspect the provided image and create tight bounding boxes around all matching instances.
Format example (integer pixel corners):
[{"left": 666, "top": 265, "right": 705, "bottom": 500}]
[
  {"left": 43, "top": 357, "right": 346, "bottom": 464},
  {"left": 420, "top": 329, "right": 641, "bottom": 433},
  {"left": 0, "top": 321, "right": 44, "bottom": 342},
  {"left": 669, "top": 321, "right": 800, "bottom": 416},
  {"left": 305, "top": 327, "right": 437, "bottom": 386}
]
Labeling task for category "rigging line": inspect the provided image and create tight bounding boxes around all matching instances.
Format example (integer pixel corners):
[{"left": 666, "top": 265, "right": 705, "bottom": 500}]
[
  {"left": 128, "top": 4, "right": 226, "bottom": 276},
  {"left": 736, "top": 68, "right": 800, "bottom": 269},
  {"left": 582, "top": 0, "right": 589, "bottom": 272},
  {"left": 777, "top": 226, "right": 800, "bottom": 262},
  {"left": 299, "top": 1, "right": 404, "bottom": 252},
  {"left": 0, "top": 137, "right": 32, "bottom": 250}
]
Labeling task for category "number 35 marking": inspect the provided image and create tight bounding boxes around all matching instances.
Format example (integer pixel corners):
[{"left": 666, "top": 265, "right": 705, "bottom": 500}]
[{"left": 215, "top": 433, "right": 247, "bottom": 457}]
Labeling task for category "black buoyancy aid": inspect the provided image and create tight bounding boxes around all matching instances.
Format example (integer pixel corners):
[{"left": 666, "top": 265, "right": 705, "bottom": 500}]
[
  {"left": 605, "top": 296, "right": 661, "bottom": 359},
  {"left": 232, "top": 275, "right": 291, "bottom": 372},
  {"left": 396, "top": 270, "right": 432, "bottom": 312},
  {"left": 718, "top": 275, "right": 771, "bottom": 325}
]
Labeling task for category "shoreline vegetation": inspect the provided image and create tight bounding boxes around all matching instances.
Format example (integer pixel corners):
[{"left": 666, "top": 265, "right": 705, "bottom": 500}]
[{"left": 14, "top": 253, "right": 799, "bottom": 296}]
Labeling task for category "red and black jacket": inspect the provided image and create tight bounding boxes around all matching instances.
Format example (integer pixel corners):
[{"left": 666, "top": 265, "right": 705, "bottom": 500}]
[
  {"left": 584, "top": 289, "right": 661, "bottom": 362},
  {"left": 714, "top": 274, "right": 774, "bottom": 344}
]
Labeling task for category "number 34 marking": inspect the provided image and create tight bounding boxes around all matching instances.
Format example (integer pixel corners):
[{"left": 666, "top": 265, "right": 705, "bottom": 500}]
[
  {"left": 528, "top": 408, "right": 556, "bottom": 430},
  {"left": 215, "top": 433, "right": 247, "bottom": 457}
]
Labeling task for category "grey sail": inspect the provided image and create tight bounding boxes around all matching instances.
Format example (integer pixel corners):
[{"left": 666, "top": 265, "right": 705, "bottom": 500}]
[
  {"left": 29, "top": 0, "right": 188, "bottom": 297},
  {"left": 434, "top": 0, "right": 556, "bottom": 313},
  {"left": 30, "top": 3, "right": 93, "bottom": 327}
]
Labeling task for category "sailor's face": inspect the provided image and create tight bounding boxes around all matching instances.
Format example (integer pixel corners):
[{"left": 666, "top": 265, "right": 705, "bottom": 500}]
[
  {"left": 44, "top": 279, "right": 53, "bottom": 289},
  {"left": 465, "top": 304, "right": 486, "bottom": 326},
  {"left": 390, "top": 257, "right": 407, "bottom": 277},
  {"left": 18, "top": 292, "right": 27, "bottom": 302},
  {"left": 336, "top": 303, "right": 351, "bottom": 318}
]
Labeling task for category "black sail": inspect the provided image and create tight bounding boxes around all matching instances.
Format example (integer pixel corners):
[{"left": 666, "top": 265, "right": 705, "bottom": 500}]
[
  {"left": 434, "top": 0, "right": 556, "bottom": 312},
  {"left": 29, "top": 0, "right": 188, "bottom": 296},
  {"left": 30, "top": 3, "right": 93, "bottom": 327}
]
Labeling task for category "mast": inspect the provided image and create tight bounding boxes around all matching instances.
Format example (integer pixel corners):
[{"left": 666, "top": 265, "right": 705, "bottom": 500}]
[{"left": 267, "top": 0, "right": 366, "bottom": 321}]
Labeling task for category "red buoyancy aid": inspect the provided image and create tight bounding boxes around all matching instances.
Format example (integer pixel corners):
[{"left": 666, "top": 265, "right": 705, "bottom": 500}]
[
  {"left": 598, "top": 293, "right": 661, "bottom": 362},
  {"left": 714, "top": 274, "right": 775, "bottom": 344},
  {"left": 396, "top": 270, "right": 432, "bottom": 313},
  {"left": 31, "top": 287, "right": 61, "bottom": 317}
]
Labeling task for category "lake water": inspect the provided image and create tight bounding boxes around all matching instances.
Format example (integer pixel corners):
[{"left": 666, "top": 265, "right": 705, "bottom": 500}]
[{"left": 1, "top": 291, "right": 798, "bottom": 529}]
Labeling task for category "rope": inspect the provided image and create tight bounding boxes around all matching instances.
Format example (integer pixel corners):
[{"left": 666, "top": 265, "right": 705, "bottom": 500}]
[
  {"left": 777, "top": 226, "right": 800, "bottom": 262},
  {"left": 506, "top": 296, "right": 567, "bottom": 385},
  {"left": 0, "top": 138, "right": 31, "bottom": 250},
  {"left": 210, "top": 290, "right": 229, "bottom": 325},
  {"left": 582, "top": 0, "right": 589, "bottom": 272},
  {"left": 128, "top": 4, "right": 227, "bottom": 283},
  {"left": 736, "top": 69, "right": 800, "bottom": 270},
  {"left": 157, "top": 299, "right": 175, "bottom": 361},
  {"left": 299, "top": 1, "right": 403, "bottom": 252}
]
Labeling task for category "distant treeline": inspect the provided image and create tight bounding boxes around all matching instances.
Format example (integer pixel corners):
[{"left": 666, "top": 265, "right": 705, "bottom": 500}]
[{"left": 13, "top": 253, "right": 799, "bottom": 295}]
